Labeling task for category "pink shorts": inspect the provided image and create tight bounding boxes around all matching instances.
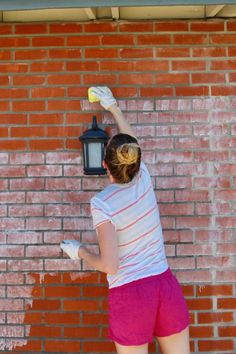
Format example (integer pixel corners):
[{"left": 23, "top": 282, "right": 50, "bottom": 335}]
[{"left": 108, "top": 268, "right": 189, "bottom": 346}]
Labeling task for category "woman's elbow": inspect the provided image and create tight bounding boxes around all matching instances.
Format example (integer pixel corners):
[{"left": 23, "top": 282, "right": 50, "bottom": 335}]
[{"left": 105, "top": 261, "right": 119, "bottom": 275}]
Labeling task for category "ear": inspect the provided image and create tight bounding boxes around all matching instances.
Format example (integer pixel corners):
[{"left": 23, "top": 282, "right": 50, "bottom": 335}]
[{"left": 103, "top": 160, "right": 107, "bottom": 169}]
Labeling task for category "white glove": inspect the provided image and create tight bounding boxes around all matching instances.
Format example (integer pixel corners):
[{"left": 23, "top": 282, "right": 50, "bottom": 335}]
[
  {"left": 60, "top": 240, "right": 81, "bottom": 260},
  {"left": 89, "top": 86, "right": 117, "bottom": 110}
]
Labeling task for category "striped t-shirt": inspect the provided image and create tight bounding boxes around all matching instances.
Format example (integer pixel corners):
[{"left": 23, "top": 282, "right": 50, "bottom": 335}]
[{"left": 90, "top": 162, "right": 168, "bottom": 289}]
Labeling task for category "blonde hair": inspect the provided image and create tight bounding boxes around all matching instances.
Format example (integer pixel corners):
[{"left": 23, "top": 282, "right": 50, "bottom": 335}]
[
  {"left": 116, "top": 143, "right": 140, "bottom": 165},
  {"left": 104, "top": 134, "right": 141, "bottom": 184}
]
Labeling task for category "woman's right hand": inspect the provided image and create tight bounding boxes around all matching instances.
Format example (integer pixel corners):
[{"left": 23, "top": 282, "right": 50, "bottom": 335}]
[{"left": 89, "top": 86, "right": 117, "bottom": 110}]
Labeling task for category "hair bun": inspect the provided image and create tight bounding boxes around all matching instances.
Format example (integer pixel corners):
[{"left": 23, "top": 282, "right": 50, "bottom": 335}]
[{"left": 116, "top": 143, "right": 139, "bottom": 165}]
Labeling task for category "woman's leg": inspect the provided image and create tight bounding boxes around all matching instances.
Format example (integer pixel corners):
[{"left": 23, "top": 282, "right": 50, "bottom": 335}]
[
  {"left": 115, "top": 342, "right": 148, "bottom": 354},
  {"left": 156, "top": 326, "right": 190, "bottom": 354}
]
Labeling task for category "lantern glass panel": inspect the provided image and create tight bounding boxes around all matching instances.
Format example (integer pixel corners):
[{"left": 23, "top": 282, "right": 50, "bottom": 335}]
[{"left": 88, "top": 142, "right": 102, "bottom": 168}]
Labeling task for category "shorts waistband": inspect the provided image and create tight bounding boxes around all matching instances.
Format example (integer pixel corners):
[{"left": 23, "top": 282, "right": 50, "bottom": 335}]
[{"left": 109, "top": 268, "right": 172, "bottom": 292}]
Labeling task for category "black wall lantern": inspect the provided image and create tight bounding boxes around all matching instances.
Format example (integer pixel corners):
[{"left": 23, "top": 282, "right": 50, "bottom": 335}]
[{"left": 79, "top": 116, "right": 109, "bottom": 175}]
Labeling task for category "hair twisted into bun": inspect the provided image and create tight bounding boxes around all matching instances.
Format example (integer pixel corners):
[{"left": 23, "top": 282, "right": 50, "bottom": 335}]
[
  {"left": 104, "top": 133, "right": 141, "bottom": 184},
  {"left": 116, "top": 143, "right": 140, "bottom": 166}
]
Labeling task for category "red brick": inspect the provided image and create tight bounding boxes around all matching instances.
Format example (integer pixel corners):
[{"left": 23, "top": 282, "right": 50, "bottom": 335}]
[
  {"left": 83, "top": 74, "right": 117, "bottom": 85},
  {"left": 156, "top": 47, "right": 190, "bottom": 57},
  {"left": 50, "top": 23, "right": 82, "bottom": 33},
  {"left": 120, "top": 48, "right": 153, "bottom": 58},
  {"left": 15, "top": 23, "right": 47, "bottom": 34},
  {"left": 174, "top": 34, "right": 208, "bottom": 44},
  {"left": 30, "top": 325, "right": 61, "bottom": 337},
  {"left": 13, "top": 339, "right": 42, "bottom": 351},
  {"left": 218, "top": 326, "right": 236, "bottom": 337},
  {"left": 67, "top": 61, "right": 99, "bottom": 71},
  {"left": 12, "top": 101, "right": 45, "bottom": 112},
  {"left": 187, "top": 298, "right": 212, "bottom": 310},
  {"left": 218, "top": 298, "right": 236, "bottom": 309},
  {"left": 48, "top": 99, "right": 81, "bottom": 111},
  {"left": 120, "top": 22, "right": 153, "bottom": 32},
  {"left": 100, "top": 61, "right": 134, "bottom": 72},
  {"left": 45, "top": 313, "right": 80, "bottom": 324},
  {"left": 0, "top": 88, "right": 28, "bottom": 98},
  {"left": 190, "top": 21, "right": 224, "bottom": 31},
  {"left": 0, "top": 75, "right": 9, "bottom": 84},
  {"left": 138, "top": 34, "right": 170, "bottom": 45},
  {"left": 11, "top": 127, "right": 45, "bottom": 138},
  {"left": 212, "top": 85, "right": 236, "bottom": 96},
  {"left": 84, "top": 22, "right": 117, "bottom": 32},
  {"left": 29, "top": 113, "right": 64, "bottom": 125},
  {"left": 192, "top": 73, "right": 225, "bottom": 84},
  {"left": 83, "top": 341, "right": 115, "bottom": 352},
  {"left": 155, "top": 21, "right": 188, "bottom": 31},
  {"left": 210, "top": 34, "right": 236, "bottom": 44},
  {"left": 64, "top": 326, "right": 99, "bottom": 338},
  {"left": 190, "top": 325, "right": 214, "bottom": 338},
  {"left": 211, "top": 60, "right": 236, "bottom": 70},
  {"left": 67, "top": 35, "right": 100, "bottom": 46},
  {"left": 32, "top": 37, "right": 64, "bottom": 46},
  {"left": 228, "top": 48, "right": 236, "bottom": 59},
  {"left": 198, "top": 340, "right": 234, "bottom": 351},
  {"left": 197, "top": 284, "right": 233, "bottom": 296},
  {"left": 13, "top": 75, "right": 46, "bottom": 86},
  {"left": 0, "top": 37, "right": 29, "bottom": 47},
  {"left": 0, "top": 24, "right": 12, "bottom": 34},
  {"left": 15, "top": 49, "right": 47, "bottom": 60},
  {"left": 45, "top": 340, "right": 80, "bottom": 352},
  {"left": 192, "top": 47, "right": 226, "bottom": 57},
  {"left": 48, "top": 74, "right": 81, "bottom": 85},
  {"left": 102, "top": 35, "right": 134, "bottom": 45},
  {"left": 85, "top": 48, "right": 118, "bottom": 58},
  {"left": 172, "top": 60, "right": 206, "bottom": 71},
  {"left": 29, "top": 139, "right": 64, "bottom": 150},
  {"left": 157, "top": 73, "right": 189, "bottom": 84},
  {"left": 140, "top": 87, "right": 173, "bottom": 97},
  {"left": 49, "top": 48, "right": 82, "bottom": 59},
  {"left": 0, "top": 63, "right": 28, "bottom": 73},
  {"left": 198, "top": 312, "right": 234, "bottom": 324},
  {"left": 63, "top": 300, "right": 99, "bottom": 311},
  {"left": 31, "top": 62, "right": 64, "bottom": 72}
]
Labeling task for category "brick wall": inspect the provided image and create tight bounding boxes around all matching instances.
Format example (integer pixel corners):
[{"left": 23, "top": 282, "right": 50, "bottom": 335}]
[{"left": 0, "top": 19, "right": 235, "bottom": 353}]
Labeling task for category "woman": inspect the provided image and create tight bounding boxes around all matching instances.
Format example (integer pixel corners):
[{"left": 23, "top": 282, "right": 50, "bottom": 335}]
[{"left": 61, "top": 87, "right": 190, "bottom": 354}]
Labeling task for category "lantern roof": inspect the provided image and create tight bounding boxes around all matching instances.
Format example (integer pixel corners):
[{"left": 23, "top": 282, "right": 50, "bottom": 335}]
[{"left": 79, "top": 116, "right": 109, "bottom": 142}]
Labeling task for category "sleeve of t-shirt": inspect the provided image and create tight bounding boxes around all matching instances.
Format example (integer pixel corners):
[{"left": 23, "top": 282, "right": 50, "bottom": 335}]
[
  {"left": 90, "top": 196, "right": 112, "bottom": 229},
  {"left": 140, "top": 161, "right": 152, "bottom": 185}
]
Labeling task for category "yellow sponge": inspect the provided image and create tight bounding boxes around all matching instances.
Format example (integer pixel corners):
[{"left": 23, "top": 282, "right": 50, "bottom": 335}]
[{"left": 88, "top": 87, "right": 100, "bottom": 103}]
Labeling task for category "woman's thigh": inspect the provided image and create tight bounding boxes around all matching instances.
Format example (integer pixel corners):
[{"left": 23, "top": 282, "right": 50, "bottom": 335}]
[
  {"left": 115, "top": 342, "right": 148, "bottom": 354},
  {"left": 156, "top": 326, "right": 190, "bottom": 354}
]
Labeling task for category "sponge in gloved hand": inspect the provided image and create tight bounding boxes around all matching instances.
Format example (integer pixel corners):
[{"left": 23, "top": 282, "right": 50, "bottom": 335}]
[
  {"left": 88, "top": 87, "right": 100, "bottom": 103},
  {"left": 88, "top": 86, "right": 117, "bottom": 109}
]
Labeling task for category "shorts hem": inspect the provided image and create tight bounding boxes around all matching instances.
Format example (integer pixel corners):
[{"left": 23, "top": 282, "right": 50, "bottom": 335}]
[
  {"left": 154, "top": 321, "right": 189, "bottom": 338},
  {"left": 108, "top": 334, "right": 152, "bottom": 346}
]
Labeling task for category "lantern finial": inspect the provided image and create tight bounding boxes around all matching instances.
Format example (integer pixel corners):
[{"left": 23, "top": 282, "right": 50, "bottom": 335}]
[{"left": 92, "top": 116, "right": 98, "bottom": 130}]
